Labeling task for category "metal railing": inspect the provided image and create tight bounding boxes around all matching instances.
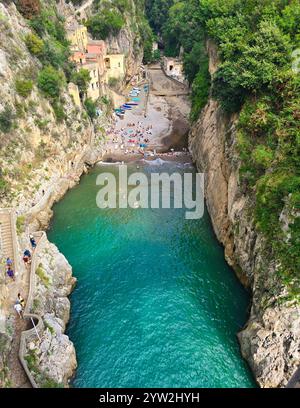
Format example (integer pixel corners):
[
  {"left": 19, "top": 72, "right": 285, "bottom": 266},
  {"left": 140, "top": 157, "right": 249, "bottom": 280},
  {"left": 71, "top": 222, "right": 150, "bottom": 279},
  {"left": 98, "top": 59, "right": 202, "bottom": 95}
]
[{"left": 18, "top": 231, "right": 46, "bottom": 388}]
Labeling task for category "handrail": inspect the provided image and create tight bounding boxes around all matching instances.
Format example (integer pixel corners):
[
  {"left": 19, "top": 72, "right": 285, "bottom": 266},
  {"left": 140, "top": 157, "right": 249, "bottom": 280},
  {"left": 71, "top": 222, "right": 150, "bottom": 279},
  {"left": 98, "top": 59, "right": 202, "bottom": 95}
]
[
  {"left": 18, "top": 231, "right": 46, "bottom": 388},
  {"left": 10, "top": 210, "right": 20, "bottom": 278}
]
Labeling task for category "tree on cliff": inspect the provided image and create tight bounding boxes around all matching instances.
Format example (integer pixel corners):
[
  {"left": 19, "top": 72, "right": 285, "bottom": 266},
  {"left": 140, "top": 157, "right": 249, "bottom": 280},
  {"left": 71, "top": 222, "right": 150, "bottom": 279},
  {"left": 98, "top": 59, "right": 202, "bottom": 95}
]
[
  {"left": 71, "top": 69, "right": 91, "bottom": 96},
  {"left": 15, "top": 0, "right": 41, "bottom": 19}
]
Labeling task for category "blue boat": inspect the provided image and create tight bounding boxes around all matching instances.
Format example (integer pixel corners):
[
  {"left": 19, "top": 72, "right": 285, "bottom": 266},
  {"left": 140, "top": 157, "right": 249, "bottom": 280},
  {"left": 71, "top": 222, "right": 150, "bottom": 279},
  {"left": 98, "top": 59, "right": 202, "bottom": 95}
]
[{"left": 132, "top": 97, "right": 140, "bottom": 102}]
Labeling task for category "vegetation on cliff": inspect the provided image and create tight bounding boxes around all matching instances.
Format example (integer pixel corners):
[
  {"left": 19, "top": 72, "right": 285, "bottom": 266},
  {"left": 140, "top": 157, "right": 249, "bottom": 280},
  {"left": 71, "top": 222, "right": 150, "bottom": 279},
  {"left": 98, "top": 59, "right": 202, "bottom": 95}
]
[
  {"left": 0, "top": 0, "right": 89, "bottom": 201},
  {"left": 146, "top": 0, "right": 300, "bottom": 300},
  {"left": 19, "top": 1, "right": 74, "bottom": 120},
  {"left": 85, "top": 0, "right": 156, "bottom": 64}
]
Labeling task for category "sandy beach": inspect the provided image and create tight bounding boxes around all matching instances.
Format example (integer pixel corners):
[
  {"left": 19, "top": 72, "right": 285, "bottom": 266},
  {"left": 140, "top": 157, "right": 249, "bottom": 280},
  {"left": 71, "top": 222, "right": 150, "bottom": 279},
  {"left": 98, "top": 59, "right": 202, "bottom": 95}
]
[{"left": 101, "top": 64, "right": 191, "bottom": 163}]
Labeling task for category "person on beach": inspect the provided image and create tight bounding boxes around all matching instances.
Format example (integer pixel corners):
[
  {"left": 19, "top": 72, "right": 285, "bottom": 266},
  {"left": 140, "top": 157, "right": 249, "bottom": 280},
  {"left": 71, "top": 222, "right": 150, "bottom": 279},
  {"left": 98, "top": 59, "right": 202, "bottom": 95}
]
[
  {"left": 17, "top": 293, "right": 25, "bottom": 309},
  {"left": 29, "top": 234, "right": 37, "bottom": 249},
  {"left": 14, "top": 302, "right": 23, "bottom": 319},
  {"left": 7, "top": 267, "right": 15, "bottom": 281}
]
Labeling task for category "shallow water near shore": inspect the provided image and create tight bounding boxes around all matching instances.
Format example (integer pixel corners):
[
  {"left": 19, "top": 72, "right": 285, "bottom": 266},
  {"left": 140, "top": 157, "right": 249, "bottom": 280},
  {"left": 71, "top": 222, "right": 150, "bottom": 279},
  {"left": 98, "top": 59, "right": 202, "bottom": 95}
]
[{"left": 48, "top": 161, "right": 256, "bottom": 388}]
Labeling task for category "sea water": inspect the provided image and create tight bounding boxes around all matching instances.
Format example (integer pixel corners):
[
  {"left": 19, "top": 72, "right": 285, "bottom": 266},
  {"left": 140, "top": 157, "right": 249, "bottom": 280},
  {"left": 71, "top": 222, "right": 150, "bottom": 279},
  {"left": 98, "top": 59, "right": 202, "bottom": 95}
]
[{"left": 48, "top": 161, "right": 255, "bottom": 388}]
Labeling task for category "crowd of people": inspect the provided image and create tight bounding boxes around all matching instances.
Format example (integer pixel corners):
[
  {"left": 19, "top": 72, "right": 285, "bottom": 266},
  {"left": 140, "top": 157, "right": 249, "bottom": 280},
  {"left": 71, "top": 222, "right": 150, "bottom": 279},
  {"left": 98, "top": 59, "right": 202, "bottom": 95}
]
[
  {"left": 4, "top": 233, "right": 37, "bottom": 319},
  {"left": 104, "top": 119, "right": 157, "bottom": 156}
]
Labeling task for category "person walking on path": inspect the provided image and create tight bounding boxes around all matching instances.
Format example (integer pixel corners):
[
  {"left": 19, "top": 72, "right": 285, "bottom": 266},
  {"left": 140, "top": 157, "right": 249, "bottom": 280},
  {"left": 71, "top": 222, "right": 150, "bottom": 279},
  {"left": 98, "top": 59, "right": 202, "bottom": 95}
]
[
  {"left": 14, "top": 302, "right": 23, "bottom": 319},
  {"left": 23, "top": 249, "right": 31, "bottom": 266},
  {"left": 6, "top": 266, "right": 15, "bottom": 281},
  {"left": 17, "top": 293, "right": 25, "bottom": 309},
  {"left": 6, "top": 257, "right": 13, "bottom": 268},
  {"left": 29, "top": 234, "right": 37, "bottom": 250}
]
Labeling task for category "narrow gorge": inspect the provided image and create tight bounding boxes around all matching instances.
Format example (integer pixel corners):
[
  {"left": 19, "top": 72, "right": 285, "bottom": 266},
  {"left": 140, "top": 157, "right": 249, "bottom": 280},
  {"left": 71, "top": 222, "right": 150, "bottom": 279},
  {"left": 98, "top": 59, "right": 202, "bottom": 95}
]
[{"left": 0, "top": 0, "right": 299, "bottom": 390}]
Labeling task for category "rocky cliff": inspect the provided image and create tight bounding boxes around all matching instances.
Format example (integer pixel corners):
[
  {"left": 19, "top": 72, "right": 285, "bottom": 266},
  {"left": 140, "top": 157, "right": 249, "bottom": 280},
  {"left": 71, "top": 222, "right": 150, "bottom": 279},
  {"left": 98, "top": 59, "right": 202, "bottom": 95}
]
[
  {"left": 0, "top": 1, "right": 103, "bottom": 223},
  {"left": 189, "top": 41, "right": 300, "bottom": 388},
  {"left": 0, "top": 0, "right": 143, "bottom": 388},
  {"left": 23, "top": 238, "right": 77, "bottom": 388},
  {"left": 0, "top": 1, "right": 144, "bottom": 226}
]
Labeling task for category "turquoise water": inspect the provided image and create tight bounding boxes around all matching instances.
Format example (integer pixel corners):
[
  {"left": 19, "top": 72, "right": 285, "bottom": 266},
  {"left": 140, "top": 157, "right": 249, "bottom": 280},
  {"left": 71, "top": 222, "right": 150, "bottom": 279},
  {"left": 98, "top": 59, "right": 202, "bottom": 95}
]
[{"left": 48, "top": 161, "right": 255, "bottom": 388}]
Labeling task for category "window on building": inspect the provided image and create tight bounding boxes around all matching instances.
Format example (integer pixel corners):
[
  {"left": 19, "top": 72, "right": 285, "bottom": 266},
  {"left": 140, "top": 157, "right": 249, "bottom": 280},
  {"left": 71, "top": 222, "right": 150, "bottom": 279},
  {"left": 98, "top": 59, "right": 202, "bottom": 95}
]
[
  {"left": 118, "top": 62, "right": 121, "bottom": 68},
  {"left": 105, "top": 58, "right": 111, "bottom": 69}
]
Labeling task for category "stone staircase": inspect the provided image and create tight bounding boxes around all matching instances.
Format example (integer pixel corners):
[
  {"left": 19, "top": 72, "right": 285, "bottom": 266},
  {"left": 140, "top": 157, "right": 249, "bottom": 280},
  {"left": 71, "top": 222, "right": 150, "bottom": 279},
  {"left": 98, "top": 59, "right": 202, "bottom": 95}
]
[
  {"left": 0, "top": 210, "right": 15, "bottom": 274},
  {"left": 0, "top": 208, "right": 32, "bottom": 388},
  {"left": 0, "top": 209, "right": 16, "bottom": 333}
]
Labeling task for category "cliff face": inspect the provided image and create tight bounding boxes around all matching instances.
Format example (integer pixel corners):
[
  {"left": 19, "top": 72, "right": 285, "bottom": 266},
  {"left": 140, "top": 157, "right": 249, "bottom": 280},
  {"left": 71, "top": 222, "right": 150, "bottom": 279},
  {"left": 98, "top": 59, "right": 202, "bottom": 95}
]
[
  {"left": 23, "top": 238, "right": 77, "bottom": 387},
  {"left": 0, "top": 0, "right": 142, "bottom": 388},
  {"left": 189, "top": 41, "right": 300, "bottom": 388},
  {"left": 0, "top": 2, "right": 100, "bottom": 221},
  {"left": 0, "top": 1, "right": 143, "bottom": 224}
]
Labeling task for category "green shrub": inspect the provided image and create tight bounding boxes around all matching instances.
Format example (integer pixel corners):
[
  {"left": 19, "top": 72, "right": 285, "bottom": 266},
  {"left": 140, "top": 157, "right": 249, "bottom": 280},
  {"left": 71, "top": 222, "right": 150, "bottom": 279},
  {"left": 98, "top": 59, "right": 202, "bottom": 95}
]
[
  {"left": 40, "top": 378, "right": 64, "bottom": 388},
  {"left": 190, "top": 60, "right": 210, "bottom": 122},
  {"left": 152, "top": 49, "right": 161, "bottom": 61},
  {"left": 251, "top": 145, "right": 274, "bottom": 169},
  {"left": 0, "top": 176, "right": 9, "bottom": 198},
  {"left": 108, "top": 77, "right": 119, "bottom": 88},
  {"left": 0, "top": 106, "right": 14, "bottom": 133},
  {"left": 25, "top": 33, "right": 44, "bottom": 56},
  {"left": 36, "top": 263, "right": 50, "bottom": 287},
  {"left": 86, "top": 10, "right": 124, "bottom": 39},
  {"left": 51, "top": 100, "right": 66, "bottom": 122},
  {"left": 29, "top": 8, "right": 67, "bottom": 44},
  {"left": 40, "top": 38, "right": 69, "bottom": 70},
  {"left": 15, "top": 79, "right": 33, "bottom": 98},
  {"left": 71, "top": 69, "right": 90, "bottom": 94},
  {"left": 16, "top": 215, "right": 26, "bottom": 235},
  {"left": 37, "top": 66, "right": 64, "bottom": 98},
  {"left": 24, "top": 350, "right": 38, "bottom": 373},
  {"left": 101, "top": 95, "right": 109, "bottom": 105},
  {"left": 84, "top": 98, "right": 97, "bottom": 120}
]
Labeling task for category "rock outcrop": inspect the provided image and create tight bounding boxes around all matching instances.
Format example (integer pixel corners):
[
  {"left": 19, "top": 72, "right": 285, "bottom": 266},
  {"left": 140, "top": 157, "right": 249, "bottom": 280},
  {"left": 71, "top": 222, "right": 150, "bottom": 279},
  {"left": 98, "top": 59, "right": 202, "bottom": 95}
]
[
  {"left": 24, "top": 238, "right": 77, "bottom": 387},
  {"left": 189, "top": 41, "right": 300, "bottom": 388}
]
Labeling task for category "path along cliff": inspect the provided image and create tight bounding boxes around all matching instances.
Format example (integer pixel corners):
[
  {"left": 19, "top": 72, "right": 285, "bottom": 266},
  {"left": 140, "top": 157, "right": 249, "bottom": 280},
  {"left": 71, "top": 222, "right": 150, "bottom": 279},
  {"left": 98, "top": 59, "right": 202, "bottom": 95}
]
[{"left": 189, "top": 40, "right": 300, "bottom": 388}]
